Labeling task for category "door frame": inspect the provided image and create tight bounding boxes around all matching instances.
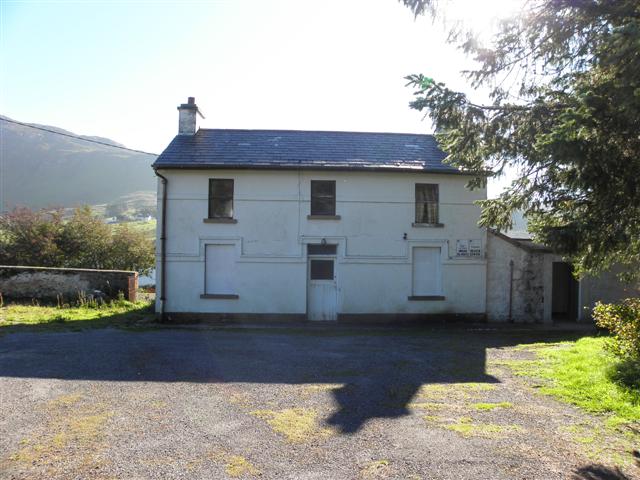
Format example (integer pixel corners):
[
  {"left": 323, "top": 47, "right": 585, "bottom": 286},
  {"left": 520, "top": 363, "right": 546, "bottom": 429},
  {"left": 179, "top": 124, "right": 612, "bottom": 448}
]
[{"left": 551, "top": 261, "right": 580, "bottom": 322}]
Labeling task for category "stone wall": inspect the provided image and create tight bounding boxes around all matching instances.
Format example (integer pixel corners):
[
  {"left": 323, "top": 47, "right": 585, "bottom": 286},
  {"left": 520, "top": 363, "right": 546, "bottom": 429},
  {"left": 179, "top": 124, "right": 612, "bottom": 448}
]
[
  {"left": 486, "top": 232, "right": 551, "bottom": 323},
  {"left": 0, "top": 266, "right": 138, "bottom": 303},
  {"left": 486, "top": 231, "right": 638, "bottom": 323}
]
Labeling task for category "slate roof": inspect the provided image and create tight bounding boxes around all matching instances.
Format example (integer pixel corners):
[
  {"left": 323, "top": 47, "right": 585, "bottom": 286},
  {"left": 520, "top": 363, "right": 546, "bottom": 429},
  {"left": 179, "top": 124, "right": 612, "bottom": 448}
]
[
  {"left": 152, "top": 129, "right": 460, "bottom": 173},
  {"left": 490, "top": 230, "right": 553, "bottom": 254}
]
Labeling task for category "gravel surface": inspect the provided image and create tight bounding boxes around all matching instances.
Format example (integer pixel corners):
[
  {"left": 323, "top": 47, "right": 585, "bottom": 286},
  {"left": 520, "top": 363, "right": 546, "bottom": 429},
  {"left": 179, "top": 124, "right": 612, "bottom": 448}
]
[{"left": 0, "top": 326, "right": 636, "bottom": 479}]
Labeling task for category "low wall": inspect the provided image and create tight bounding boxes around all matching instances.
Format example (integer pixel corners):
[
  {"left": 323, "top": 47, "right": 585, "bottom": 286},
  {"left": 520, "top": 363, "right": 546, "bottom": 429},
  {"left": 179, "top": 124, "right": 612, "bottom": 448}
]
[{"left": 0, "top": 266, "right": 138, "bottom": 303}]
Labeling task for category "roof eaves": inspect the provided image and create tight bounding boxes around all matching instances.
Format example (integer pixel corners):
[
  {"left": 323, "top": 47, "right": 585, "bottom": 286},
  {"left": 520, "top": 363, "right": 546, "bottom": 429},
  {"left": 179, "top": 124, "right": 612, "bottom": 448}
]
[{"left": 152, "top": 163, "right": 467, "bottom": 174}]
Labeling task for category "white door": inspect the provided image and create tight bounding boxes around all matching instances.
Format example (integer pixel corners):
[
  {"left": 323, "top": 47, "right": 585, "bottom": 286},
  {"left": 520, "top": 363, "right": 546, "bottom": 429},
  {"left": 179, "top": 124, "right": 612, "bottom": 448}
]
[{"left": 307, "top": 257, "right": 338, "bottom": 321}]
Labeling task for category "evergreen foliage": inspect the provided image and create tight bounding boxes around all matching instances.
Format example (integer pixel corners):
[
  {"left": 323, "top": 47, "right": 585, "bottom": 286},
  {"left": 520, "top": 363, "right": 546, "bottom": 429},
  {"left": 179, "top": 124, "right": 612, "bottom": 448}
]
[{"left": 403, "top": 0, "right": 640, "bottom": 279}]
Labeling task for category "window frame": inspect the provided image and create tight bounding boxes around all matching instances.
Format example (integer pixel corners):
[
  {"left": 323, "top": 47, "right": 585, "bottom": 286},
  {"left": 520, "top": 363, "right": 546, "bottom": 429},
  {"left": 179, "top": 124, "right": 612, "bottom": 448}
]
[
  {"left": 208, "top": 178, "right": 234, "bottom": 219},
  {"left": 309, "top": 258, "right": 335, "bottom": 280},
  {"left": 414, "top": 183, "right": 439, "bottom": 225},
  {"left": 310, "top": 180, "right": 336, "bottom": 216}
]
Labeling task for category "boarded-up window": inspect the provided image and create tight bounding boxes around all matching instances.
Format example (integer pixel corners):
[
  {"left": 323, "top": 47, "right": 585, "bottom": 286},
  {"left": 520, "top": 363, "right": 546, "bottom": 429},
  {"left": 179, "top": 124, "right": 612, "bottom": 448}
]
[
  {"left": 415, "top": 184, "right": 439, "bottom": 224},
  {"left": 209, "top": 179, "right": 234, "bottom": 219},
  {"left": 412, "top": 247, "right": 441, "bottom": 295},
  {"left": 205, "top": 244, "right": 236, "bottom": 294},
  {"left": 310, "top": 180, "right": 336, "bottom": 216}
]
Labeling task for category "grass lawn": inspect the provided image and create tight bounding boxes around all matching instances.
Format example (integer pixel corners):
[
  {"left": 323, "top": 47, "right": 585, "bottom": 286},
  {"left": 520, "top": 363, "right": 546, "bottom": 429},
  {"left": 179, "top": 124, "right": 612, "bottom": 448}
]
[
  {"left": 504, "top": 337, "right": 640, "bottom": 427},
  {"left": 0, "top": 299, "right": 154, "bottom": 332}
]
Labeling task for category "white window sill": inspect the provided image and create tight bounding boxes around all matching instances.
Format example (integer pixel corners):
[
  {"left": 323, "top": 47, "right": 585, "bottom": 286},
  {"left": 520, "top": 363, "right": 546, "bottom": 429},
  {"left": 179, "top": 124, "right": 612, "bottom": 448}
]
[
  {"left": 408, "top": 295, "right": 446, "bottom": 301},
  {"left": 412, "top": 223, "right": 444, "bottom": 228},
  {"left": 203, "top": 218, "right": 238, "bottom": 224},
  {"left": 307, "top": 215, "right": 341, "bottom": 220}
]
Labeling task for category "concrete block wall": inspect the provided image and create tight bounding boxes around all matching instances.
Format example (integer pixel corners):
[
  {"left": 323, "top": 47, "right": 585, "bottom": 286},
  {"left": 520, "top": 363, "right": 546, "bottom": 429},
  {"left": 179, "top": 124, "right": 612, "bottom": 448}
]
[{"left": 0, "top": 266, "right": 138, "bottom": 303}]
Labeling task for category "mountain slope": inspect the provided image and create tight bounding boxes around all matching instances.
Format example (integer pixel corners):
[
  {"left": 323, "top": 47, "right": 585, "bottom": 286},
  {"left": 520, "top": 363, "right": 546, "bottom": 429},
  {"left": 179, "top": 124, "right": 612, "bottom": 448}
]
[{"left": 0, "top": 115, "right": 157, "bottom": 209}]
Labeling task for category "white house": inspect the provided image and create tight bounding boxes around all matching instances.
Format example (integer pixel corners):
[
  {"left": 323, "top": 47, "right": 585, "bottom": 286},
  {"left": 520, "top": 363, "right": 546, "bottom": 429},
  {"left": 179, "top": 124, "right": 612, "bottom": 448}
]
[
  {"left": 152, "top": 97, "right": 637, "bottom": 323},
  {"left": 152, "top": 98, "right": 487, "bottom": 322}
]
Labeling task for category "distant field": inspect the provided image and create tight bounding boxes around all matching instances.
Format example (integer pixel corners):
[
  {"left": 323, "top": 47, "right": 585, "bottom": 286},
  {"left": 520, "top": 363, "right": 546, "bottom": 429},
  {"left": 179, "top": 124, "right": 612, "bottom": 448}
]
[{"left": 120, "top": 220, "right": 156, "bottom": 240}]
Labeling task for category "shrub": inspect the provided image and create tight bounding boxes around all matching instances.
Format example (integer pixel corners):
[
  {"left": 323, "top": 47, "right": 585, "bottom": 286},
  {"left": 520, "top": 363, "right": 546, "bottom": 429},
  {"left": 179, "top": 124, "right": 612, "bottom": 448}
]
[
  {"left": 0, "top": 206, "right": 154, "bottom": 275},
  {"left": 593, "top": 298, "right": 640, "bottom": 360},
  {"left": 607, "top": 357, "right": 640, "bottom": 391}
]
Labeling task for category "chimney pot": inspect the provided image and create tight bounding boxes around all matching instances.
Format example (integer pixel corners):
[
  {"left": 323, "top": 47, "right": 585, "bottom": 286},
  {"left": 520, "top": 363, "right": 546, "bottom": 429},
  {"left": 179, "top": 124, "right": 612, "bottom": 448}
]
[{"left": 188, "top": 97, "right": 195, "bottom": 105}]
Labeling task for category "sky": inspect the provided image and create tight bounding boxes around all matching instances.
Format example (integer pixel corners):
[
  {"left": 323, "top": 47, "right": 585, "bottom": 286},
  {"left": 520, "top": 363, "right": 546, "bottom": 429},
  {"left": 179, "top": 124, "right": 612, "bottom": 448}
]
[{"left": 1, "top": 0, "right": 522, "bottom": 196}]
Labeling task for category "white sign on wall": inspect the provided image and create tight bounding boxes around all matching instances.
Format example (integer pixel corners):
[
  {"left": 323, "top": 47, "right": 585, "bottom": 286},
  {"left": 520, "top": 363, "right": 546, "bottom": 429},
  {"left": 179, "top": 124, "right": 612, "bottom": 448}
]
[
  {"left": 469, "top": 239, "right": 482, "bottom": 257},
  {"left": 456, "top": 239, "right": 469, "bottom": 257},
  {"left": 456, "top": 239, "right": 482, "bottom": 257}
]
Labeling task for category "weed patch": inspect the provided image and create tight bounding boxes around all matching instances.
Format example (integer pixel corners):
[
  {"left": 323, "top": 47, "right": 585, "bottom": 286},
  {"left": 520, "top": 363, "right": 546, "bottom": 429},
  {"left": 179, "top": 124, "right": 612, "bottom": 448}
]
[
  {"left": 360, "top": 459, "right": 391, "bottom": 478},
  {"left": 251, "top": 408, "right": 333, "bottom": 443},
  {"left": 443, "top": 417, "right": 522, "bottom": 438},
  {"left": 409, "top": 402, "right": 446, "bottom": 411},
  {"left": 416, "top": 382, "right": 497, "bottom": 399},
  {"left": 207, "top": 448, "right": 261, "bottom": 478},
  {"left": 9, "top": 393, "right": 113, "bottom": 476},
  {"left": 472, "top": 402, "right": 513, "bottom": 411}
]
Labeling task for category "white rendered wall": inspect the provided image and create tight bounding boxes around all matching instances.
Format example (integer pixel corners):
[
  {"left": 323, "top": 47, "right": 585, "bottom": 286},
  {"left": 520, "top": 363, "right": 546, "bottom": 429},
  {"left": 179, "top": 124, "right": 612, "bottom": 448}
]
[{"left": 156, "top": 169, "right": 487, "bottom": 317}]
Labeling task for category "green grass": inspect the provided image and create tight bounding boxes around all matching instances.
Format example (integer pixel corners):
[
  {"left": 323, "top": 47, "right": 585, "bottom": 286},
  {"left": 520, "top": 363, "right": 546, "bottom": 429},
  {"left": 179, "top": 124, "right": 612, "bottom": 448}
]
[
  {"left": 0, "top": 299, "right": 154, "bottom": 332},
  {"left": 443, "top": 416, "right": 522, "bottom": 438},
  {"left": 512, "top": 337, "right": 640, "bottom": 426},
  {"left": 472, "top": 402, "right": 513, "bottom": 411}
]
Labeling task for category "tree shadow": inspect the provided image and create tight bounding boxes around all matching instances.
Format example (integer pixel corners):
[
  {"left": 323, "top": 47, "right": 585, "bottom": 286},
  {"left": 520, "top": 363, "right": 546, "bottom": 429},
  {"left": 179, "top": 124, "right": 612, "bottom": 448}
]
[
  {"left": 572, "top": 464, "right": 632, "bottom": 480},
  {"left": 0, "top": 316, "right": 588, "bottom": 434}
]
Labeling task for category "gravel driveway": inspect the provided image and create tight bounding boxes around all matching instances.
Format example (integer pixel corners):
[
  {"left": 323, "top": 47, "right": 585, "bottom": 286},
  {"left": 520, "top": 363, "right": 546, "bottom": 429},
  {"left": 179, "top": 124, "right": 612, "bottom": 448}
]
[{"left": 0, "top": 326, "right": 634, "bottom": 479}]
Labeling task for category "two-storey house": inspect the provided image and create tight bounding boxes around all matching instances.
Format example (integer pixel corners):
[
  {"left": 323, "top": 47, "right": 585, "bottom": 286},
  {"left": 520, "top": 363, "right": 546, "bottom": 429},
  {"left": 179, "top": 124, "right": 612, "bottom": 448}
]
[{"left": 152, "top": 98, "right": 488, "bottom": 322}]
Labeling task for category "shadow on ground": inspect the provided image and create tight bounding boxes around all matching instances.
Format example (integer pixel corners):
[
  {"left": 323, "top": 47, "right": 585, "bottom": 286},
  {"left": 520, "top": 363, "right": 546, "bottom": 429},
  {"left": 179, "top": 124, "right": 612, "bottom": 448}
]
[
  {"left": 0, "top": 305, "right": 154, "bottom": 334},
  {"left": 0, "top": 316, "right": 589, "bottom": 434},
  {"left": 572, "top": 464, "right": 632, "bottom": 480}
]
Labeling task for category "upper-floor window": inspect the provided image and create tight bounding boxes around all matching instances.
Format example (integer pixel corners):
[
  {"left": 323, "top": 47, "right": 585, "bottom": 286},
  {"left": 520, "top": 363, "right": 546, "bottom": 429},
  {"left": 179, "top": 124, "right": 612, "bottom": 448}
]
[
  {"left": 209, "top": 179, "right": 234, "bottom": 219},
  {"left": 415, "top": 183, "right": 439, "bottom": 224},
  {"left": 310, "top": 180, "right": 336, "bottom": 216}
]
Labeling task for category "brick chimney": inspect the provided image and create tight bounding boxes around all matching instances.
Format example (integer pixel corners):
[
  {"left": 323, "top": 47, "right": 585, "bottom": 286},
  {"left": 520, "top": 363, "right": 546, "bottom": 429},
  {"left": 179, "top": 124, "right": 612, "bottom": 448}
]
[{"left": 177, "top": 97, "right": 205, "bottom": 135}]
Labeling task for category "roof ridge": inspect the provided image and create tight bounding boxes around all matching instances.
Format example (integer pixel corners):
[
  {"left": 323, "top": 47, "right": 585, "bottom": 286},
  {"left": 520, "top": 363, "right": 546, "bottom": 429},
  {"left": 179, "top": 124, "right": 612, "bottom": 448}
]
[{"left": 196, "top": 128, "right": 437, "bottom": 137}]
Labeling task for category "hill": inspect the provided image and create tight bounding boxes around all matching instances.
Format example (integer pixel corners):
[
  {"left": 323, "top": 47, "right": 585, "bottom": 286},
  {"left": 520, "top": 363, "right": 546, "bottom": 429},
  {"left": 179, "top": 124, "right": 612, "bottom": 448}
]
[{"left": 0, "top": 115, "right": 157, "bottom": 210}]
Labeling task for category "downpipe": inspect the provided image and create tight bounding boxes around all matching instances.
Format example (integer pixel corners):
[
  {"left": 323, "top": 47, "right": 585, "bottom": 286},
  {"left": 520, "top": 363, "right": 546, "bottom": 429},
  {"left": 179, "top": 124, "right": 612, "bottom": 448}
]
[
  {"left": 508, "top": 259, "right": 514, "bottom": 323},
  {"left": 154, "top": 169, "right": 168, "bottom": 322}
]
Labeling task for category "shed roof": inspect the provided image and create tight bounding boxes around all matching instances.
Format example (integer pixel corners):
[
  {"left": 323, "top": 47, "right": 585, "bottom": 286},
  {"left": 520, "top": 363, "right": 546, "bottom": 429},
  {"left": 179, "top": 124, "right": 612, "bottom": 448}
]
[
  {"left": 490, "top": 230, "right": 553, "bottom": 254},
  {"left": 152, "top": 129, "right": 461, "bottom": 173}
]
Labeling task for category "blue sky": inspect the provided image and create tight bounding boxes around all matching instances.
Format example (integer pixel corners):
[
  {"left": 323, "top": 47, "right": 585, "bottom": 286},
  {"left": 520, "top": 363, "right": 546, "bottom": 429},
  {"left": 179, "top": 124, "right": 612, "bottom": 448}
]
[{"left": 1, "top": 0, "right": 520, "bottom": 195}]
